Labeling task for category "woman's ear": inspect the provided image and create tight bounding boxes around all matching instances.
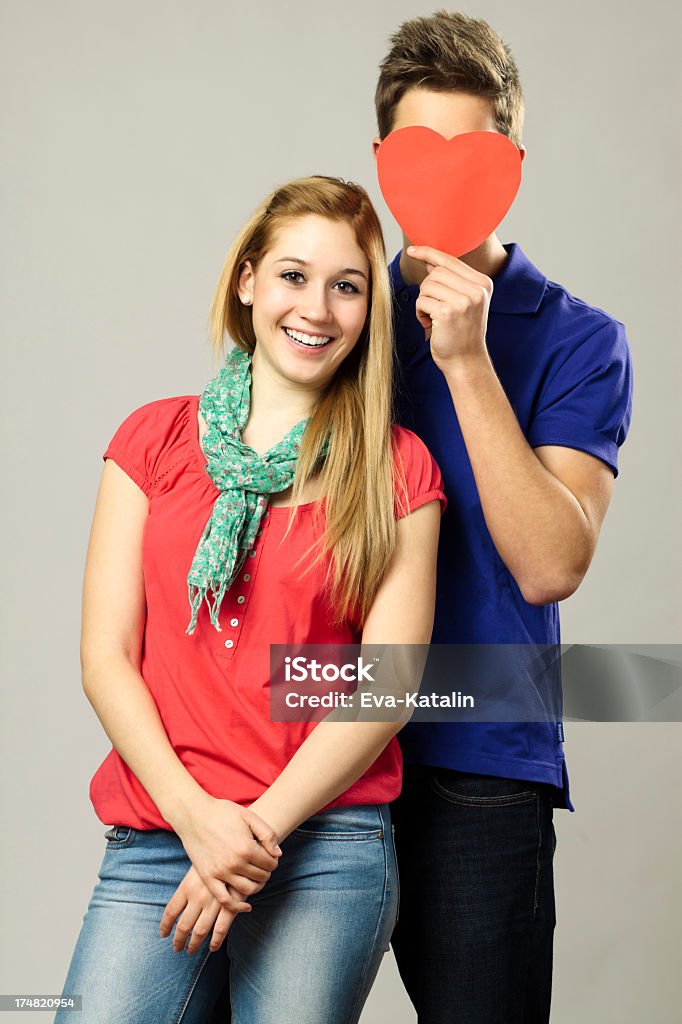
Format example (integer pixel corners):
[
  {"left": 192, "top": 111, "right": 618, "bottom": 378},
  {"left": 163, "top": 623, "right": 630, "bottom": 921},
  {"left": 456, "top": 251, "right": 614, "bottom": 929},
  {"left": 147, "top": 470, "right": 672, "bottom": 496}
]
[{"left": 238, "top": 260, "right": 254, "bottom": 305}]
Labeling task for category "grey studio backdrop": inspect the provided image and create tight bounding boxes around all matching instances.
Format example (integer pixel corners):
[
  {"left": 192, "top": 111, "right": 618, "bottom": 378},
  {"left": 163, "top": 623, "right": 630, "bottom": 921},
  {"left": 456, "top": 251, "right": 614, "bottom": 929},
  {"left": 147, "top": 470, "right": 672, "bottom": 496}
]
[{"left": 1, "top": 0, "right": 680, "bottom": 1021}]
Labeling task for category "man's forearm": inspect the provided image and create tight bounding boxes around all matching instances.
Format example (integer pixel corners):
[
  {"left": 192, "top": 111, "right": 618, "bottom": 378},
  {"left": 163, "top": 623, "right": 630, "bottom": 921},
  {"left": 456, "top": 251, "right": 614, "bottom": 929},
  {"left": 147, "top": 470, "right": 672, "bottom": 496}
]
[{"left": 441, "top": 351, "right": 594, "bottom": 603}]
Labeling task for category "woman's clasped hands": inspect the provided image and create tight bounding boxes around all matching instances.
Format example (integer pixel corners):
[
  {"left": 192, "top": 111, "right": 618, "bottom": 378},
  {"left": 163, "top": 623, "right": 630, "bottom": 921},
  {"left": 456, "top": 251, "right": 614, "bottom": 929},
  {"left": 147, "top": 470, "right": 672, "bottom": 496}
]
[{"left": 159, "top": 792, "right": 282, "bottom": 955}]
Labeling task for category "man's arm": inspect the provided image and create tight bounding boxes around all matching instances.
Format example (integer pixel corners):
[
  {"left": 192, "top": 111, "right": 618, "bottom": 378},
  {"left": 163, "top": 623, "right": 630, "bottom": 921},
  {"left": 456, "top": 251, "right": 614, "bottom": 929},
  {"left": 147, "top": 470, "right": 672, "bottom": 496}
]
[
  {"left": 405, "top": 243, "right": 615, "bottom": 606},
  {"left": 440, "top": 355, "right": 613, "bottom": 604}
]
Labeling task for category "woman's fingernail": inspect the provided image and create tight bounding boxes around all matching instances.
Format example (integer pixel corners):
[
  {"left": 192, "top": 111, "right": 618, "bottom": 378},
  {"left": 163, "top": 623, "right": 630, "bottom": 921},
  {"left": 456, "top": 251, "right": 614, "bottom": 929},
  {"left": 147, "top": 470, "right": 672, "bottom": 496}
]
[{"left": 275, "top": 845, "right": 283, "bottom": 855}]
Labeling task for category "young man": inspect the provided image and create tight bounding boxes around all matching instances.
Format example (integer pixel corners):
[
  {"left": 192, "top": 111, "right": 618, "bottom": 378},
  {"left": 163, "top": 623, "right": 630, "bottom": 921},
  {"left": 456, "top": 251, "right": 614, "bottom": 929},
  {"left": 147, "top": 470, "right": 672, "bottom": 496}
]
[{"left": 371, "top": 11, "right": 633, "bottom": 1024}]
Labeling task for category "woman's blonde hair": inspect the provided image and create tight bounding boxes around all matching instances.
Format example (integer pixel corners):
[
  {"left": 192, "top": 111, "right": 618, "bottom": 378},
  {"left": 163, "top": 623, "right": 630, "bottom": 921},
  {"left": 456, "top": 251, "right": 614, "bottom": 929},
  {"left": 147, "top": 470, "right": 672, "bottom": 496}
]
[{"left": 208, "top": 175, "right": 407, "bottom": 625}]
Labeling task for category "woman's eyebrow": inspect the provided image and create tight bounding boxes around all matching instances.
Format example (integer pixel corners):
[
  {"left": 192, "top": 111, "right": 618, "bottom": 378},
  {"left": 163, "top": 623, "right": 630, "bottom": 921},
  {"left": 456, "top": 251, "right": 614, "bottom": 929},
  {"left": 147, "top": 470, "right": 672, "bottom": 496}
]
[{"left": 273, "top": 257, "right": 368, "bottom": 281}]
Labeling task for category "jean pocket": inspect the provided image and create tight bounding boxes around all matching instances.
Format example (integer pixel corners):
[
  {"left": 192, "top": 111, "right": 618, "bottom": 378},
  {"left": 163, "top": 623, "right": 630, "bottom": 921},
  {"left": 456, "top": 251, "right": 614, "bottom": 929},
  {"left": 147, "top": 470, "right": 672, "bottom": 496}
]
[
  {"left": 292, "top": 824, "right": 384, "bottom": 841},
  {"left": 103, "top": 825, "right": 136, "bottom": 848},
  {"left": 430, "top": 769, "right": 538, "bottom": 807},
  {"left": 293, "top": 806, "right": 385, "bottom": 841}
]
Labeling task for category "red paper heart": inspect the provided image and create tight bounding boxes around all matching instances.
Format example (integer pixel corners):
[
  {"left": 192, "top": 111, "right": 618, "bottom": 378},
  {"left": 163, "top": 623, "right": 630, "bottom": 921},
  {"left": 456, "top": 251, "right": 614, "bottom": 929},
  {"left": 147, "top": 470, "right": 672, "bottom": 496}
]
[{"left": 377, "top": 127, "right": 522, "bottom": 258}]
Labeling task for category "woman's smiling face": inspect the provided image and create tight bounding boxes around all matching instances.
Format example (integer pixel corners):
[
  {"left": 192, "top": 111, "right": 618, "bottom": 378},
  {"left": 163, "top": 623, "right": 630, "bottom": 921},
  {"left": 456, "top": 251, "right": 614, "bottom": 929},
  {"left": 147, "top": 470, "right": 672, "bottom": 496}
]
[{"left": 238, "top": 214, "right": 370, "bottom": 392}]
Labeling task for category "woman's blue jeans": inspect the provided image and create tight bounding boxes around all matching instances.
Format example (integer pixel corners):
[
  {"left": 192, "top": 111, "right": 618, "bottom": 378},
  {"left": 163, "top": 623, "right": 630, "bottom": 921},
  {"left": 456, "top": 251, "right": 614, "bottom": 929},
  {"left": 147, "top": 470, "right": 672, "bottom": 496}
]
[{"left": 55, "top": 803, "right": 398, "bottom": 1024}]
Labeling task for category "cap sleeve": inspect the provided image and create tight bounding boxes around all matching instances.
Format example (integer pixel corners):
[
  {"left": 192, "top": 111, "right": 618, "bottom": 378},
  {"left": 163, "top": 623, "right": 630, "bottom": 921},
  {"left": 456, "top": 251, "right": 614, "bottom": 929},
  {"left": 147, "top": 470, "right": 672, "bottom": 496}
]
[
  {"left": 102, "top": 398, "right": 187, "bottom": 497},
  {"left": 526, "top": 318, "right": 633, "bottom": 477},
  {"left": 392, "top": 425, "right": 447, "bottom": 520}
]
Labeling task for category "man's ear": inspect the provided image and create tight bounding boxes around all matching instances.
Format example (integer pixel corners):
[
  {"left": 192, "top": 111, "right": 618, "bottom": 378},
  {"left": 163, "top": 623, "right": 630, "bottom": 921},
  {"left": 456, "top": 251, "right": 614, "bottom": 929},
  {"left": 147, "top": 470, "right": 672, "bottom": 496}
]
[{"left": 518, "top": 144, "right": 527, "bottom": 164}]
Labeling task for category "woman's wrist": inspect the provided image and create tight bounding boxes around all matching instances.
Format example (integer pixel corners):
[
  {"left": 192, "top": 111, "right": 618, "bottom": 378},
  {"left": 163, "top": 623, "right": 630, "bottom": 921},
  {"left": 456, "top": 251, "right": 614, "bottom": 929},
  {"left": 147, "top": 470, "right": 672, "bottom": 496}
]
[
  {"left": 158, "top": 777, "right": 212, "bottom": 834},
  {"left": 248, "top": 795, "right": 290, "bottom": 843}
]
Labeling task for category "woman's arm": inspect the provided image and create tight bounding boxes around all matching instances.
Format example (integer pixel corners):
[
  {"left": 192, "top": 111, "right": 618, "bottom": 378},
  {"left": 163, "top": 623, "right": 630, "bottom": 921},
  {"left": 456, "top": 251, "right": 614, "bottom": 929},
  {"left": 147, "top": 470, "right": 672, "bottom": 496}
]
[
  {"left": 248, "top": 497, "right": 442, "bottom": 842},
  {"left": 81, "top": 460, "right": 281, "bottom": 909}
]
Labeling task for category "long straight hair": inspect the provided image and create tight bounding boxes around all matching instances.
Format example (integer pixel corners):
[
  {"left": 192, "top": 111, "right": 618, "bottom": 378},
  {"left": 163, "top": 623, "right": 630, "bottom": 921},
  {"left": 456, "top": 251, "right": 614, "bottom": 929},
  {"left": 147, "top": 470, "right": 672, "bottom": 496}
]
[{"left": 207, "top": 175, "right": 407, "bottom": 625}]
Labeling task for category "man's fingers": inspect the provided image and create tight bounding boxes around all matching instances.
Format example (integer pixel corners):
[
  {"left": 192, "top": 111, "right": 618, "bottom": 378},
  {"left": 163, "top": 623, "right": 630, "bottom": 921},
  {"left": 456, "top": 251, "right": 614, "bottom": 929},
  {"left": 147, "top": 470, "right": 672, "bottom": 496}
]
[
  {"left": 407, "top": 244, "right": 474, "bottom": 274},
  {"left": 419, "top": 279, "right": 477, "bottom": 309},
  {"left": 407, "top": 244, "right": 459, "bottom": 269},
  {"left": 408, "top": 245, "right": 493, "bottom": 288},
  {"left": 415, "top": 296, "right": 443, "bottom": 338},
  {"left": 422, "top": 266, "right": 492, "bottom": 302}
]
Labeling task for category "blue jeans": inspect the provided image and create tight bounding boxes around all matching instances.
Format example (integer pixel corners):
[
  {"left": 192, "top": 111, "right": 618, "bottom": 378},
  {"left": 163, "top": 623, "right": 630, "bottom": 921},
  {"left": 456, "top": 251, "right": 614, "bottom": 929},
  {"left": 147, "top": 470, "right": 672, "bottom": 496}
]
[
  {"left": 390, "top": 765, "right": 557, "bottom": 1023},
  {"left": 56, "top": 804, "right": 398, "bottom": 1024}
]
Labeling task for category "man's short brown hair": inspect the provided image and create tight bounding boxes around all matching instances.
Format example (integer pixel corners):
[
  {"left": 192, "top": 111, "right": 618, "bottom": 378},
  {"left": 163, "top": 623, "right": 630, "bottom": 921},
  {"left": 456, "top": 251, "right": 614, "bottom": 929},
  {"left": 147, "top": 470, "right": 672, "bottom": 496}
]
[{"left": 375, "top": 9, "right": 525, "bottom": 148}]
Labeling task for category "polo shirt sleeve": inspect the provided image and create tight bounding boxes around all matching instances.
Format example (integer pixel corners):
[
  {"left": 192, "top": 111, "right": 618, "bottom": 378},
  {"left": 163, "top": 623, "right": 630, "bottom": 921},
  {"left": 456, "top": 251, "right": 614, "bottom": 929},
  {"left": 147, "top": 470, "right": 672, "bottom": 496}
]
[
  {"left": 393, "top": 426, "right": 448, "bottom": 520},
  {"left": 102, "top": 399, "right": 169, "bottom": 497},
  {"left": 526, "top": 318, "right": 633, "bottom": 477}
]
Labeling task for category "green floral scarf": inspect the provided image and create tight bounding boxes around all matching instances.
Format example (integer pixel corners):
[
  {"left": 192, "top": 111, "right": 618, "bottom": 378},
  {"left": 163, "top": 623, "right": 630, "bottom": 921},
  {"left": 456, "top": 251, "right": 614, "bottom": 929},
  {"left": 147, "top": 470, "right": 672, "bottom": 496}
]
[{"left": 186, "top": 346, "right": 321, "bottom": 635}]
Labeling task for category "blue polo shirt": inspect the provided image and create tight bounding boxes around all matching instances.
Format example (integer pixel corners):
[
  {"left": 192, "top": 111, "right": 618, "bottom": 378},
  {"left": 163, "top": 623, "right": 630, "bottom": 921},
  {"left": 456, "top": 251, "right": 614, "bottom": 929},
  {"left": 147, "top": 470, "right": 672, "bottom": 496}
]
[{"left": 390, "top": 243, "right": 633, "bottom": 810}]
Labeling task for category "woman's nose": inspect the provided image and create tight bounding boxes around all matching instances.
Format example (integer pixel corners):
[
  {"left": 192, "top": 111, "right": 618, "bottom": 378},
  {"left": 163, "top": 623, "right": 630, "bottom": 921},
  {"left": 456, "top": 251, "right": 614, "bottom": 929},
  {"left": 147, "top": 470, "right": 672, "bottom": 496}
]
[{"left": 299, "top": 287, "right": 333, "bottom": 324}]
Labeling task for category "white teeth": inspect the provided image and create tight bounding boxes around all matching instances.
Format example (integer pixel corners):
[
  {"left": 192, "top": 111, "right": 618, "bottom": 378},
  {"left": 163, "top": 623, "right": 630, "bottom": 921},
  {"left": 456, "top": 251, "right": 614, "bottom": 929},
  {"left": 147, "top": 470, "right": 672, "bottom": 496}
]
[{"left": 283, "top": 327, "right": 333, "bottom": 347}]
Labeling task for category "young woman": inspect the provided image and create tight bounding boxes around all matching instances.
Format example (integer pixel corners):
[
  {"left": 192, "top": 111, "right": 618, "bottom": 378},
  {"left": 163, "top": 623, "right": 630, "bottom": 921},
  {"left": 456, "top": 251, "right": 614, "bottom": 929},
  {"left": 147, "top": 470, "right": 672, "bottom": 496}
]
[{"left": 56, "top": 176, "right": 446, "bottom": 1024}]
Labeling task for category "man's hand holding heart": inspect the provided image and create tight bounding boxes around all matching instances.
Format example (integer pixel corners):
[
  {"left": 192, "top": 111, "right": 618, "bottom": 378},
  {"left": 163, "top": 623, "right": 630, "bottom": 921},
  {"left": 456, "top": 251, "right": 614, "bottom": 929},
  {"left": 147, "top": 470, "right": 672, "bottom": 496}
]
[
  {"left": 406, "top": 244, "right": 494, "bottom": 374},
  {"left": 376, "top": 126, "right": 520, "bottom": 374}
]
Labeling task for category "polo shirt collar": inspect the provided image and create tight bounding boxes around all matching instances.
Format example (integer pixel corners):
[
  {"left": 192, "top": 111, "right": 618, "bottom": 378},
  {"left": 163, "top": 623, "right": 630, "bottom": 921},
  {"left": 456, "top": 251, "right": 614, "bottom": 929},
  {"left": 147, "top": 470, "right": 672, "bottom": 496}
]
[{"left": 389, "top": 242, "right": 548, "bottom": 315}]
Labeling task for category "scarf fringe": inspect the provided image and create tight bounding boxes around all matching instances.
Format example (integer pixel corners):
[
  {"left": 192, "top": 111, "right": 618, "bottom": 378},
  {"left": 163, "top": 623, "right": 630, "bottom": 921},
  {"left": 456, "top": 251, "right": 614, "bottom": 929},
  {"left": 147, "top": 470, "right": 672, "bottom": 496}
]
[{"left": 185, "top": 578, "right": 229, "bottom": 636}]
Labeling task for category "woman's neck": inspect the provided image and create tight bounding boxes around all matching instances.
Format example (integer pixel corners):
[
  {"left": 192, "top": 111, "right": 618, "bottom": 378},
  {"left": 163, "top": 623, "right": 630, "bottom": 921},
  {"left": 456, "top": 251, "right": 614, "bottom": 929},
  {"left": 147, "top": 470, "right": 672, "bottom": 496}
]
[{"left": 242, "top": 346, "right": 320, "bottom": 453}]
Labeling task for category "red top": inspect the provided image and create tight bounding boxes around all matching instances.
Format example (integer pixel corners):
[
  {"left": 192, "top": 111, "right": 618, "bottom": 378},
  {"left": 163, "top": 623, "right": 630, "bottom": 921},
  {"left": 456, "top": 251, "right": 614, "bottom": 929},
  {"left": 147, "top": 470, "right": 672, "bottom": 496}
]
[{"left": 89, "top": 394, "right": 447, "bottom": 829}]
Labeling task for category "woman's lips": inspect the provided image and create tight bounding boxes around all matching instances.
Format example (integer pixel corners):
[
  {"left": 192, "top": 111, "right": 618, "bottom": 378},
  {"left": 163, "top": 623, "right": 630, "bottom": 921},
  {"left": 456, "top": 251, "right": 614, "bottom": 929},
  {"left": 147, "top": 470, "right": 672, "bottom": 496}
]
[{"left": 281, "top": 326, "right": 334, "bottom": 353}]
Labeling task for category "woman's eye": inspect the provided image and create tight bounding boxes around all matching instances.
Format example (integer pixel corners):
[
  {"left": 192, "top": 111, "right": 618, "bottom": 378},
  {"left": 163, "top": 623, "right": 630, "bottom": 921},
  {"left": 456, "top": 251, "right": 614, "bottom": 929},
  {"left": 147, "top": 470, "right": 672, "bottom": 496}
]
[{"left": 280, "top": 272, "right": 359, "bottom": 294}]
